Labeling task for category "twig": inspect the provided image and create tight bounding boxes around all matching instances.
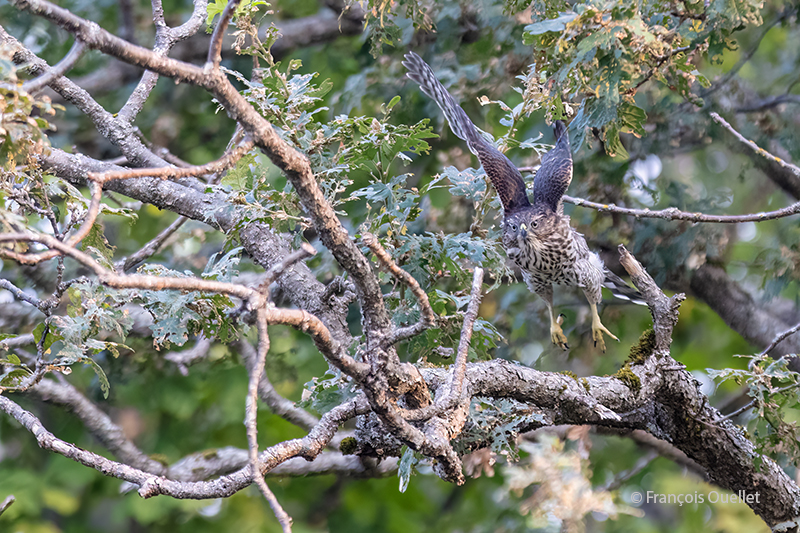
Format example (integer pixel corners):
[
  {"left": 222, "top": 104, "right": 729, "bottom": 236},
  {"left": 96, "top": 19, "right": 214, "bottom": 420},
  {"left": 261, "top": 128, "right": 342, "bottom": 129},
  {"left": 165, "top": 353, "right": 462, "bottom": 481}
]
[
  {"left": 0, "top": 180, "right": 103, "bottom": 266},
  {"left": 714, "top": 322, "right": 800, "bottom": 423},
  {"left": 758, "top": 321, "right": 800, "bottom": 358},
  {"left": 164, "top": 335, "right": 212, "bottom": 376},
  {"left": 399, "top": 267, "right": 484, "bottom": 423},
  {"left": 702, "top": 11, "right": 790, "bottom": 98},
  {"left": 165, "top": 448, "right": 396, "bottom": 480},
  {"left": 737, "top": 94, "right": 800, "bottom": 113},
  {"left": 120, "top": 215, "right": 188, "bottom": 272},
  {"left": 0, "top": 495, "right": 15, "bottom": 517},
  {"left": 362, "top": 232, "right": 436, "bottom": 344},
  {"left": 447, "top": 267, "right": 484, "bottom": 403},
  {"left": 21, "top": 38, "right": 85, "bottom": 93},
  {"left": 248, "top": 307, "right": 293, "bottom": 532},
  {"left": 516, "top": 163, "right": 800, "bottom": 223},
  {"left": 710, "top": 112, "right": 800, "bottom": 179},
  {"left": 207, "top": 0, "right": 241, "bottom": 68},
  {"left": 29, "top": 377, "right": 168, "bottom": 474},
  {"left": 631, "top": 45, "right": 693, "bottom": 92},
  {"left": 259, "top": 242, "right": 317, "bottom": 292},
  {"left": 237, "top": 338, "right": 319, "bottom": 431},
  {"left": 0, "top": 279, "right": 44, "bottom": 310},
  {"left": 117, "top": 0, "right": 208, "bottom": 123},
  {"left": 561, "top": 194, "right": 800, "bottom": 224},
  {"left": 89, "top": 138, "right": 256, "bottom": 183},
  {"left": 600, "top": 450, "right": 658, "bottom": 491},
  {"left": 263, "top": 307, "right": 368, "bottom": 379},
  {"left": 244, "top": 241, "right": 316, "bottom": 528},
  {"left": 715, "top": 381, "right": 800, "bottom": 424}
]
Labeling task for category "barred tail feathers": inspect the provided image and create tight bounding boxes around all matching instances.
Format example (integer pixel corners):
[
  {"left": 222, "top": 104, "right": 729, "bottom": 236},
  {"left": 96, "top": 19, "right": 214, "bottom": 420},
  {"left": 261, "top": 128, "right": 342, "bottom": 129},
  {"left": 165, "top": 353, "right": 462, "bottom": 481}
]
[{"left": 603, "top": 270, "right": 646, "bottom": 305}]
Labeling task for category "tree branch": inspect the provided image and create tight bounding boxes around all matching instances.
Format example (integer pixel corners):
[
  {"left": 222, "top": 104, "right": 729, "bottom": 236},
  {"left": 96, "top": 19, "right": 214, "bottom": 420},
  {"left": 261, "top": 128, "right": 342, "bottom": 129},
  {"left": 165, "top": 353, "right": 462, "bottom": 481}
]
[
  {"left": 710, "top": 111, "right": 800, "bottom": 181},
  {"left": 21, "top": 38, "right": 85, "bottom": 94},
  {"left": 561, "top": 194, "right": 800, "bottom": 224},
  {"left": 362, "top": 232, "right": 436, "bottom": 345}
]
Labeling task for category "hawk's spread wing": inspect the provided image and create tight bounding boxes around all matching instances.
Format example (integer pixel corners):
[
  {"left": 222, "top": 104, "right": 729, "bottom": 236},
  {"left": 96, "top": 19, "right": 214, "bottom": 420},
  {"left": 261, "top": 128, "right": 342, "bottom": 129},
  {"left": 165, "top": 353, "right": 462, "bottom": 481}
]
[
  {"left": 403, "top": 52, "right": 531, "bottom": 213},
  {"left": 533, "top": 121, "right": 573, "bottom": 212}
]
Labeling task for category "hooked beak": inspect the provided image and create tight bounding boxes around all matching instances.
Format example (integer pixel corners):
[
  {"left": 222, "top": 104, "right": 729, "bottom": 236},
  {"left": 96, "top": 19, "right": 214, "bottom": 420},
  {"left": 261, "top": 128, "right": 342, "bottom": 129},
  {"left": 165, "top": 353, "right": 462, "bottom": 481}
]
[{"left": 520, "top": 223, "right": 528, "bottom": 239}]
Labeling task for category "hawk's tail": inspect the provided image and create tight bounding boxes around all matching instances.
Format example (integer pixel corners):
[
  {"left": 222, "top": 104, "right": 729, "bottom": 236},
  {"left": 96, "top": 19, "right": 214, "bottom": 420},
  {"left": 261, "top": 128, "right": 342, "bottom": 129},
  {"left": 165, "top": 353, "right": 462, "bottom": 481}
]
[
  {"left": 603, "top": 271, "right": 647, "bottom": 306},
  {"left": 402, "top": 52, "right": 486, "bottom": 154}
]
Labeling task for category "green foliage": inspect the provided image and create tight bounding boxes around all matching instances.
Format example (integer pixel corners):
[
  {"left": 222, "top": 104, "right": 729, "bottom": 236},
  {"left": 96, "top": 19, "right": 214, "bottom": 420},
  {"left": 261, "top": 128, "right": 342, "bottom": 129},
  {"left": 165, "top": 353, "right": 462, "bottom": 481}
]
[
  {"left": 519, "top": 0, "right": 756, "bottom": 153},
  {"left": 709, "top": 354, "right": 800, "bottom": 466},
  {"left": 397, "top": 446, "right": 421, "bottom": 493},
  {"left": 135, "top": 250, "right": 242, "bottom": 349},
  {"left": 0, "top": 49, "right": 60, "bottom": 169},
  {"left": 458, "top": 397, "right": 547, "bottom": 458}
]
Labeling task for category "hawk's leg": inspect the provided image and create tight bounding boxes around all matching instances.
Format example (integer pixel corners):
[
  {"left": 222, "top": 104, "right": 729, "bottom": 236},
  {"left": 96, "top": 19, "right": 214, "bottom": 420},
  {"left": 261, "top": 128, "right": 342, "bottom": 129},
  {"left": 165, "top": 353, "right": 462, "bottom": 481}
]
[
  {"left": 589, "top": 302, "right": 619, "bottom": 353},
  {"left": 545, "top": 299, "right": 569, "bottom": 350},
  {"left": 525, "top": 275, "right": 569, "bottom": 350}
]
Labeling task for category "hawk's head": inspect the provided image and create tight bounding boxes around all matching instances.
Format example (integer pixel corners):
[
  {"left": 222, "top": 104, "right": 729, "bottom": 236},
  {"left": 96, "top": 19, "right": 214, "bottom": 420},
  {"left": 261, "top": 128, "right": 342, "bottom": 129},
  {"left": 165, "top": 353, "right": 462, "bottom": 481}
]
[{"left": 502, "top": 206, "right": 559, "bottom": 259}]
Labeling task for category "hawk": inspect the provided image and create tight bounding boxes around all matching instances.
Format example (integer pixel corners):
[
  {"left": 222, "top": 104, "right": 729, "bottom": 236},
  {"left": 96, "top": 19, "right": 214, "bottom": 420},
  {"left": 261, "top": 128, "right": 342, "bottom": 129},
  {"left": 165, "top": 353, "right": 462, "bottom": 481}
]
[{"left": 403, "top": 52, "right": 642, "bottom": 352}]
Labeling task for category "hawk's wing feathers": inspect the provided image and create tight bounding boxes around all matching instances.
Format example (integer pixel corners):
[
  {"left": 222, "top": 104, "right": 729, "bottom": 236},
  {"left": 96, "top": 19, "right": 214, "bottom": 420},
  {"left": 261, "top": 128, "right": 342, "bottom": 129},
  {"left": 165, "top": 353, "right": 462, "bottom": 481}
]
[
  {"left": 403, "top": 52, "right": 531, "bottom": 213},
  {"left": 533, "top": 121, "right": 573, "bottom": 212}
]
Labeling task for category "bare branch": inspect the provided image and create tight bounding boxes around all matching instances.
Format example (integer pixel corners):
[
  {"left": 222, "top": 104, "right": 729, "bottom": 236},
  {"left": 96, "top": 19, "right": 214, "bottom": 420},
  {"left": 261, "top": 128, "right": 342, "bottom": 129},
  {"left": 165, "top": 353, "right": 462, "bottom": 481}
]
[
  {"left": 21, "top": 38, "right": 85, "bottom": 94},
  {"left": 561, "top": 194, "right": 800, "bottom": 223},
  {"left": 248, "top": 307, "right": 293, "bottom": 532},
  {"left": 758, "top": 321, "right": 800, "bottom": 358},
  {"left": 362, "top": 232, "right": 436, "bottom": 344},
  {"left": 447, "top": 267, "right": 484, "bottom": 402},
  {"left": 0, "top": 495, "right": 15, "bottom": 517},
  {"left": 0, "top": 279, "right": 44, "bottom": 311},
  {"left": 164, "top": 334, "right": 212, "bottom": 375},
  {"left": 400, "top": 266, "right": 485, "bottom": 424},
  {"left": 618, "top": 245, "right": 685, "bottom": 355},
  {"left": 207, "top": 0, "right": 239, "bottom": 68},
  {"left": 685, "top": 264, "right": 800, "bottom": 359},
  {"left": 701, "top": 9, "right": 791, "bottom": 98},
  {"left": 28, "top": 377, "right": 168, "bottom": 474},
  {"left": 714, "top": 322, "right": 800, "bottom": 423},
  {"left": 737, "top": 93, "right": 800, "bottom": 113},
  {"left": 236, "top": 338, "right": 319, "bottom": 431},
  {"left": 119, "top": 215, "right": 188, "bottom": 272},
  {"left": 710, "top": 112, "right": 800, "bottom": 180},
  {"left": 118, "top": 0, "right": 209, "bottom": 123},
  {"left": 264, "top": 307, "right": 368, "bottom": 379},
  {"left": 261, "top": 243, "right": 317, "bottom": 291},
  {"left": 89, "top": 138, "right": 256, "bottom": 183},
  {"left": 600, "top": 450, "right": 658, "bottom": 491},
  {"left": 166, "top": 448, "right": 396, "bottom": 479}
]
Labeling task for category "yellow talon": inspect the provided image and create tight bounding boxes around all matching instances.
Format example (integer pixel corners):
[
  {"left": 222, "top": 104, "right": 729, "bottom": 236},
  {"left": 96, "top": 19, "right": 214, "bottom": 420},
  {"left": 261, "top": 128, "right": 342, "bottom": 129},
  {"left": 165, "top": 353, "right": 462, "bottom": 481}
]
[
  {"left": 590, "top": 303, "right": 619, "bottom": 353},
  {"left": 550, "top": 313, "right": 569, "bottom": 350}
]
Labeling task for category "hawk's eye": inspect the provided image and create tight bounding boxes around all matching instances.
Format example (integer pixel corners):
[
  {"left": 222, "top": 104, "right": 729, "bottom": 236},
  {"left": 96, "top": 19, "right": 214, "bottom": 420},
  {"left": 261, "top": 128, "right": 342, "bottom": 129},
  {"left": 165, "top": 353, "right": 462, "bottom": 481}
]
[
  {"left": 509, "top": 222, "right": 518, "bottom": 232},
  {"left": 532, "top": 220, "right": 539, "bottom": 229}
]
